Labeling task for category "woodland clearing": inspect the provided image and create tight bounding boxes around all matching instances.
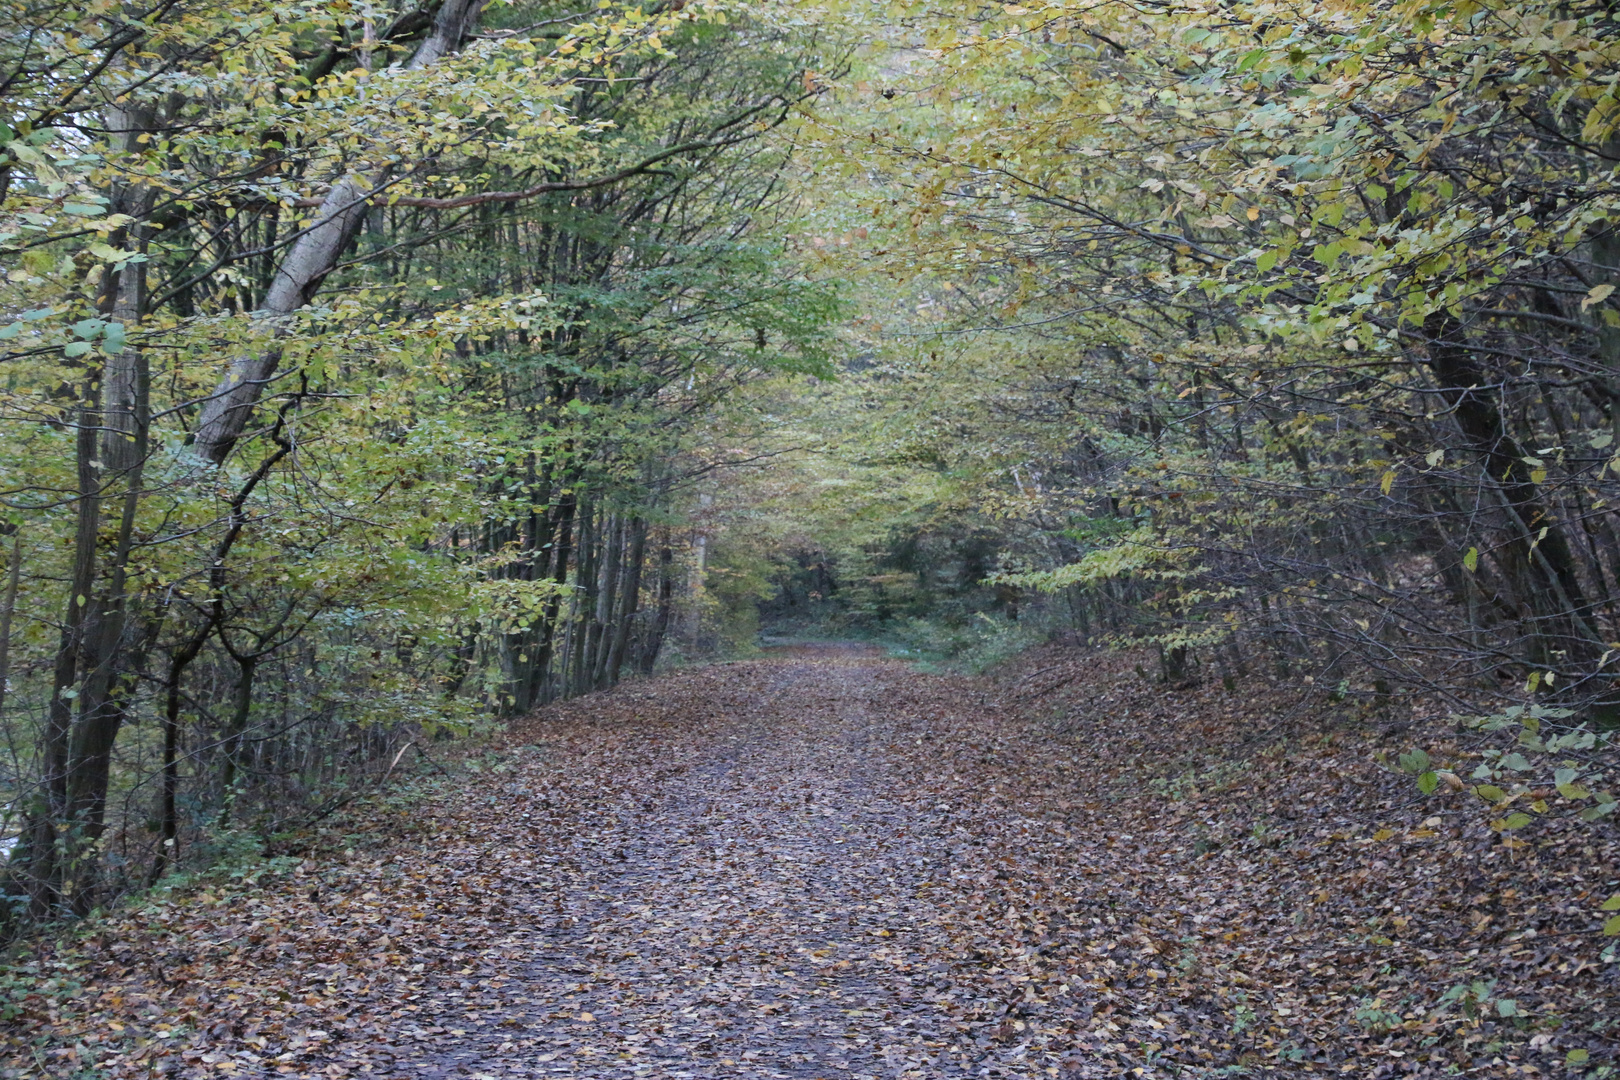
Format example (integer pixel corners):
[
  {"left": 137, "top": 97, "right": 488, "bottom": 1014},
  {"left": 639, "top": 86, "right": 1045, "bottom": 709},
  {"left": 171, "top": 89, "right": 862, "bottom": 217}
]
[{"left": 4, "top": 649, "right": 1614, "bottom": 1080}]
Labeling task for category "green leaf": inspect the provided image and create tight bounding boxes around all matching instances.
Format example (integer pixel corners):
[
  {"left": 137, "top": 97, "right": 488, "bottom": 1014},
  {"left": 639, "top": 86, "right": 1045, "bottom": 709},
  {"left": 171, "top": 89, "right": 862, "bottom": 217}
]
[
  {"left": 1605, "top": 915, "right": 1620, "bottom": 936},
  {"left": 1474, "top": 784, "right": 1506, "bottom": 803},
  {"left": 1555, "top": 767, "right": 1579, "bottom": 787},
  {"left": 1500, "top": 752, "right": 1531, "bottom": 772},
  {"left": 1237, "top": 48, "right": 1266, "bottom": 72},
  {"left": 1558, "top": 782, "right": 1591, "bottom": 800},
  {"left": 1398, "top": 749, "right": 1429, "bottom": 774},
  {"left": 1463, "top": 547, "right": 1477, "bottom": 572},
  {"left": 1568, "top": 1049, "right": 1590, "bottom": 1065},
  {"left": 1601, "top": 894, "right": 1620, "bottom": 912},
  {"left": 1256, "top": 249, "right": 1279, "bottom": 272},
  {"left": 1417, "top": 771, "right": 1438, "bottom": 795},
  {"left": 1495, "top": 998, "right": 1519, "bottom": 1017},
  {"left": 63, "top": 341, "right": 92, "bottom": 358},
  {"left": 1500, "top": 812, "right": 1532, "bottom": 830}
]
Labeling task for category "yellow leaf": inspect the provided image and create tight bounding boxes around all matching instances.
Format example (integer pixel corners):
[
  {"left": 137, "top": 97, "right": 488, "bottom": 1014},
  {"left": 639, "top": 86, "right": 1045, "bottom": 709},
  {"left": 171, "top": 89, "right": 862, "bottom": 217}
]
[
  {"left": 1380, "top": 469, "right": 1396, "bottom": 495},
  {"left": 1583, "top": 283, "right": 1615, "bottom": 310}
]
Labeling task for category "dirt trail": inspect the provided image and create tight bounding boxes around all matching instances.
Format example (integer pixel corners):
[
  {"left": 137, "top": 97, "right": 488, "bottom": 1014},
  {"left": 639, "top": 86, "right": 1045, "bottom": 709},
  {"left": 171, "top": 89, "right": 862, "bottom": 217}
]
[
  {"left": 16, "top": 651, "right": 1613, "bottom": 1079},
  {"left": 21, "top": 657, "right": 1102, "bottom": 1080},
  {"left": 404, "top": 658, "right": 1005, "bottom": 1079}
]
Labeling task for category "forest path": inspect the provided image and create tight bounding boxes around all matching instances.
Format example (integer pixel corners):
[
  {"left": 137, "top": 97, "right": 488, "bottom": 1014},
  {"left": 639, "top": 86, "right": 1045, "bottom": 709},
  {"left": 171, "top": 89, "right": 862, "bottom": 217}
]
[
  {"left": 30, "top": 656, "right": 1147, "bottom": 1080},
  {"left": 22, "top": 650, "right": 1618, "bottom": 1079},
  {"left": 387, "top": 657, "right": 1077, "bottom": 1080}
]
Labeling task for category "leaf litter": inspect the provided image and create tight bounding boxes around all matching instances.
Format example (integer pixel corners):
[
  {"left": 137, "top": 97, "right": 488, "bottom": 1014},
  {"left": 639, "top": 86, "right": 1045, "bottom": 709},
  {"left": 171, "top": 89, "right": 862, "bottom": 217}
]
[{"left": 3, "top": 646, "right": 1616, "bottom": 1078}]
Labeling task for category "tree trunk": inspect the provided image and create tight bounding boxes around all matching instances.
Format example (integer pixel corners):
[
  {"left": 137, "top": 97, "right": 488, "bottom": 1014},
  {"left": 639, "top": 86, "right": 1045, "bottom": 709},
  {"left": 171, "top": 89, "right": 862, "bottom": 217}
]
[
  {"left": 0, "top": 529, "right": 21, "bottom": 727},
  {"left": 193, "top": 0, "right": 487, "bottom": 462},
  {"left": 217, "top": 653, "right": 258, "bottom": 826},
  {"left": 589, "top": 514, "right": 623, "bottom": 689},
  {"left": 531, "top": 491, "right": 576, "bottom": 705},
  {"left": 640, "top": 535, "right": 675, "bottom": 675},
  {"left": 28, "top": 380, "right": 102, "bottom": 912},
  {"left": 569, "top": 505, "right": 600, "bottom": 697},
  {"left": 605, "top": 517, "right": 646, "bottom": 687}
]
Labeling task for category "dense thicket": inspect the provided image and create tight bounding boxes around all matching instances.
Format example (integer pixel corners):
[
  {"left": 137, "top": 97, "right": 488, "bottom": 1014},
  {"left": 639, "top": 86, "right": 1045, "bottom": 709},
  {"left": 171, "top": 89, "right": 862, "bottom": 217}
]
[
  {"left": 749, "top": 1, "right": 1620, "bottom": 717},
  {"left": 0, "top": 0, "right": 841, "bottom": 923}
]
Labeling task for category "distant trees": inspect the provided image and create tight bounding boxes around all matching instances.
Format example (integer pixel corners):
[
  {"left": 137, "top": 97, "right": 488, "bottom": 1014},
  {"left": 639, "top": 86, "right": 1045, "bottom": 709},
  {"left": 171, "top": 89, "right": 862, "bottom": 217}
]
[
  {"left": 0, "top": 0, "right": 842, "bottom": 923},
  {"left": 794, "top": 0, "right": 1620, "bottom": 718}
]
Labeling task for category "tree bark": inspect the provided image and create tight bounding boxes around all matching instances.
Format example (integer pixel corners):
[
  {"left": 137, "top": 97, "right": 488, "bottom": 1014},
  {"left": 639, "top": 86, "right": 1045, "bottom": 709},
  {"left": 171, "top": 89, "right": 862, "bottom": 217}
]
[
  {"left": 531, "top": 491, "right": 576, "bottom": 706},
  {"left": 605, "top": 517, "right": 646, "bottom": 687},
  {"left": 217, "top": 653, "right": 259, "bottom": 827},
  {"left": 568, "top": 504, "right": 598, "bottom": 697},
  {"left": 29, "top": 381, "right": 101, "bottom": 912},
  {"left": 640, "top": 534, "right": 675, "bottom": 675},
  {"left": 0, "top": 529, "right": 21, "bottom": 727},
  {"left": 45, "top": 99, "right": 160, "bottom": 910},
  {"left": 589, "top": 514, "right": 623, "bottom": 689}
]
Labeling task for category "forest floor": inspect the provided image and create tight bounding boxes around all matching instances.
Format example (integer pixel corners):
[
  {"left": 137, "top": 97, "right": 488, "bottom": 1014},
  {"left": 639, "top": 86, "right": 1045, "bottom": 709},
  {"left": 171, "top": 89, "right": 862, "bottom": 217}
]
[{"left": 4, "top": 648, "right": 1617, "bottom": 1079}]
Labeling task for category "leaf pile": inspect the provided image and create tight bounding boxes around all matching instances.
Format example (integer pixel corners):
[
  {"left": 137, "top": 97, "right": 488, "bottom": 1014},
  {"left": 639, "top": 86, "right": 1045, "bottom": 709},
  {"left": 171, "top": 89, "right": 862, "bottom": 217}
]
[{"left": 2, "top": 648, "right": 1615, "bottom": 1078}]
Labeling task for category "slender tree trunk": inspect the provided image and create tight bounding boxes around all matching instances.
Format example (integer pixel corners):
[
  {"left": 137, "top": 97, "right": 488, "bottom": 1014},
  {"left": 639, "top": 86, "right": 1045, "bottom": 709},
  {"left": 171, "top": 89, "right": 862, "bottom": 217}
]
[
  {"left": 28, "top": 380, "right": 102, "bottom": 911},
  {"left": 569, "top": 504, "right": 599, "bottom": 697},
  {"left": 149, "top": 626, "right": 205, "bottom": 885},
  {"left": 640, "top": 534, "right": 675, "bottom": 674},
  {"left": 532, "top": 491, "right": 576, "bottom": 705},
  {"left": 217, "top": 653, "right": 258, "bottom": 826},
  {"left": 605, "top": 517, "right": 646, "bottom": 687},
  {"left": 589, "top": 514, "right": 623, "bottom": 689},
  {"left": 193, "top": 0, "right": 487, "bottom": 462},
  {"left": 0, "top": 529, "right": 21, "bottom": 727},
  {"left": 62, "top": 270, "right": 151, "bottom": 909}
]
